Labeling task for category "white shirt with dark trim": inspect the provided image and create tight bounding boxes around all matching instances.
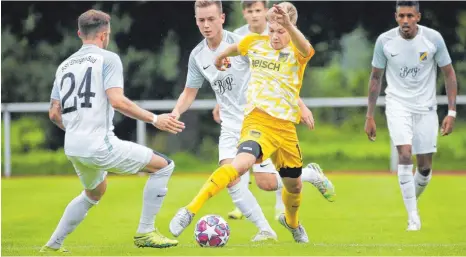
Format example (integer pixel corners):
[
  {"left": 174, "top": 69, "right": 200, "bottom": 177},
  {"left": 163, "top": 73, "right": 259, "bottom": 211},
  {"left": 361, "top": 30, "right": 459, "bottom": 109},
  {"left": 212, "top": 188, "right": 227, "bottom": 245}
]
[
  {"left": 371, "top": 25, "right": 452, "bottom": 113},
  {"left": 51, "top": 44, "right": 124, "bottom": 157},
  {"left": 186, "top": 30, "right": 250, "bottom": 131}
]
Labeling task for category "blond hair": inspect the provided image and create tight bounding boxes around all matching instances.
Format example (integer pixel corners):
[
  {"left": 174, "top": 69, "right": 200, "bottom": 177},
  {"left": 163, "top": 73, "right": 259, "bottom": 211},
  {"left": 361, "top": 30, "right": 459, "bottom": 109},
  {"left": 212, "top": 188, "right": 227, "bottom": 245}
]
[
  {"left": 78, "top": 9, "right": 111, "bottom": 38},
  {"left": 279, "top": 2, "right": 297, "bottom": 25},
  {"left": 194, "top": 0, "right": 223, "bottom": 13}
]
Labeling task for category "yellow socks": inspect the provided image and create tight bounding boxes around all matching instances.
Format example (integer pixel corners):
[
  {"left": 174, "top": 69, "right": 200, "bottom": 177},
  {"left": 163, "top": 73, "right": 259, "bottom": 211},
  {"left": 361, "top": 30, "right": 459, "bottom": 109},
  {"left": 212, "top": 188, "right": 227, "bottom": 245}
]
[
  {"left": 282, "top": 188, "right": 302, "bottom": 229},
  {"left": 186, "top": 164, "right": 239, "bottom": 214}
]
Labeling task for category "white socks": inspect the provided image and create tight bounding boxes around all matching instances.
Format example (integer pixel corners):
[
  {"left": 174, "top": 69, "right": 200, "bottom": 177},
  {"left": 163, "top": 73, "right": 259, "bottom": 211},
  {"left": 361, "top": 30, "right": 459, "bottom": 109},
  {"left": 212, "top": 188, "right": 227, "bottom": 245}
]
[
  {"left": 397, "top": 164, "right": 417, "bottom": 215},
  {"left": 46, "top": 191, "right": 97, "bottom": 249},
  {"left": 237, "top": 170, "right": 251, "bottom": 189},
  {"left": 274, "top": 172, "right": 285, "bottom": 212},
  {"left": 137, "top": 161, "right": 175, "bottom": 234},
  {"left": 227, "top": 181, "right": 274, "bottom": 233},
  {"left": 414, "top": 168, "right": 432, "bottom": 199}
]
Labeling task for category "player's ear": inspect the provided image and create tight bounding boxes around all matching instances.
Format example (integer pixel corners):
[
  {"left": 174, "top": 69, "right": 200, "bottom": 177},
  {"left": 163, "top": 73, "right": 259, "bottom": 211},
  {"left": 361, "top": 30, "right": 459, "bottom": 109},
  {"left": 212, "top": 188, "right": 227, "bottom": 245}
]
[
  {"left": 221, "top": 13, "right": 225, "bottom": 24},
  {"left": 417, "top": 12, "right": 421, "bottom": 22},
  {"left": 77, "top": 30, "right": 81, "bottom": 38}
]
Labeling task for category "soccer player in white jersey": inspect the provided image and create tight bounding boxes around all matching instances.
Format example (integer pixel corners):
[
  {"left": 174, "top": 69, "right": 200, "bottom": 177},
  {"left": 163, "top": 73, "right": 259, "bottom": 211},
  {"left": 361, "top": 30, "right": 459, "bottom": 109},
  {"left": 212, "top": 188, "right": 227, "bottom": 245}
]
[
  {"left": 217, "top": 0, "right": 336, "bottom": 221},
  {"left": 169, "top": 0, "right": 334, "bottom": 241},
  {"left": 365, "top": 0, "right": 458, "bottom": 231},
  {"left": 40, "top": 10, "right": 184, "bottom": 252}
]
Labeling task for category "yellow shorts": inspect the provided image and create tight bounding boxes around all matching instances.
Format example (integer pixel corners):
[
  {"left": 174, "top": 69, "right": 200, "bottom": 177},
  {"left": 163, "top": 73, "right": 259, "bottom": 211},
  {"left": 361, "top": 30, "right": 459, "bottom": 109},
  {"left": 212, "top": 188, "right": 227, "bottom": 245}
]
[{"left": 238, "top": 108, "right": 303, "bottom": 172}]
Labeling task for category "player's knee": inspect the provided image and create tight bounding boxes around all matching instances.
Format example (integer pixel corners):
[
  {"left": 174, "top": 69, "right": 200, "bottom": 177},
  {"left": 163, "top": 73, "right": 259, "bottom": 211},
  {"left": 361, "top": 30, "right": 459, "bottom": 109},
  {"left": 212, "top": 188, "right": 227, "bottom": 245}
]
[
  {"left": 418, "top": 167, "right": 432, "bottom": 177},
  {"left": 283, "top": 180, "right": 302, "bottom": 194},
  {"left": 398, "top": 149, "right": 412, "bottom": 164},
  {"left": 85, "top": 182, "right": 107, "bottom": 202},
  {"left": 153, "top": 150, "right": 172, "bottom": 165},
  {"left": 237, "top": 140, "right": 262, "bottom": 160}
]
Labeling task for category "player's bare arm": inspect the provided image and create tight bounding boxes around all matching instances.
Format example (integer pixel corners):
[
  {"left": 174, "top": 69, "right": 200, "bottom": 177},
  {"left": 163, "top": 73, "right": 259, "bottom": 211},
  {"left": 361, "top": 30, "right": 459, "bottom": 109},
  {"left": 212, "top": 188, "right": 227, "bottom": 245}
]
[
  {"left": 440, "top": 63, "right": 458, "bottom": 136},
  {"left": 49, "top": 99, "right": 65, "bottom": 131},
  {"left": 298, "top": 98, "right": 314, "bottom": 130},
  {"left": 364, "top": 67, "right": 385, "bottom": 141},
  {"left": 106, "top": 87, "right": 185, "bottom": 134},
  {"left": 171, "top": 87, "right": 200, "bottom": 119},
  {"left": 269, "top": 4, "right": 311, "bottom": 57},
  {"left": 214, "top": 44, "right": 240, "bottom": 71},
  {"left": 212, "top": 103, "right": 221, "bottom": 124}
]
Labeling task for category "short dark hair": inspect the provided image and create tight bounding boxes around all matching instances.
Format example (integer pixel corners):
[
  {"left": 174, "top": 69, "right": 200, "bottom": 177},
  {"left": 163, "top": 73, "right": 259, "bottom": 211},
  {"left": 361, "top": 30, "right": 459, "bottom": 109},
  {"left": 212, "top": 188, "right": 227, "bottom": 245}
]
[
  {"left": 241, "top": 1, "right": 268, "bottom": 10},
  {"left": 396, "top": 1, "right": 420, "bottom": 12},
  {"left": 78, "top": 9, "right": 111, "bottom": 38}
]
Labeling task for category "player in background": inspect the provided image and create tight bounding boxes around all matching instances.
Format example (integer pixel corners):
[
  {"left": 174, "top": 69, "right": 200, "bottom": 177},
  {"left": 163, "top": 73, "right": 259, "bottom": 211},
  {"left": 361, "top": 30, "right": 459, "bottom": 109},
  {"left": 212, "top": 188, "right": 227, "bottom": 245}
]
[
  {"left": 41, "top": 10, "right": 184, "bottom": 252},
  {"left": 216, "top": 0, "right": 336, "bottom": 221},
  {"left": 171, "top": 2, "right": 313, "bottom": 243},
  {"left": 364, "top": 0, "right": 457, "bottom": 231}
]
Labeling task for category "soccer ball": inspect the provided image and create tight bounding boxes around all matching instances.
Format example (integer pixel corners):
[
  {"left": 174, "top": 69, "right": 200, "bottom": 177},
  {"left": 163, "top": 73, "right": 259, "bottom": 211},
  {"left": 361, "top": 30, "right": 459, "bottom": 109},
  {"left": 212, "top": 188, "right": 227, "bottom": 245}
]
[{"left": 194, "top": 214, "right": 230, "bottom": 247}]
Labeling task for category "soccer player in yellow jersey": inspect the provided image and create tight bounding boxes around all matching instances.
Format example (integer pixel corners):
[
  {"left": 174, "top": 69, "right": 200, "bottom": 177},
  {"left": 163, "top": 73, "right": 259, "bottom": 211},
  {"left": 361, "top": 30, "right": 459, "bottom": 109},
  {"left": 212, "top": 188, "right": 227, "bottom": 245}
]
[{"left": 170, "top": 2, "right": 312, "bottom": 243}]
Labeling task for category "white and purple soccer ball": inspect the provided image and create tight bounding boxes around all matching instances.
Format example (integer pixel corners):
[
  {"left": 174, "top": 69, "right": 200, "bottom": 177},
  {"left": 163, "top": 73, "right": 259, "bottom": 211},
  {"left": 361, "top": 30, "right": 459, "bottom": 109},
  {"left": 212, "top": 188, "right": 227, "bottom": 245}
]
[{"left": 194, "top": 214, "right": 230, "bottom": 247}]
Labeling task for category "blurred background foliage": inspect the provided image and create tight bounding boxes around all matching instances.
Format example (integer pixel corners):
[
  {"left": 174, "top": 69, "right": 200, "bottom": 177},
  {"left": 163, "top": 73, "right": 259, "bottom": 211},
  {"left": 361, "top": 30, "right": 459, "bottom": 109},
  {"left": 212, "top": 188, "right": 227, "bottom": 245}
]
[{"left": 1, "top": 1, "right": 465, "bottom": 175}]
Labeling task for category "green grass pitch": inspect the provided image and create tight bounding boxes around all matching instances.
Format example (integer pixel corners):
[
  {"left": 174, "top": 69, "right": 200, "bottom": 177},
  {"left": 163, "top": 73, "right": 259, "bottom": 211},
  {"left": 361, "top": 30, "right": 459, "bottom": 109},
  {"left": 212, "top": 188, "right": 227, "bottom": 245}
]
[{"left": 2, "top": 173, "right": 466, "bottom": 256}]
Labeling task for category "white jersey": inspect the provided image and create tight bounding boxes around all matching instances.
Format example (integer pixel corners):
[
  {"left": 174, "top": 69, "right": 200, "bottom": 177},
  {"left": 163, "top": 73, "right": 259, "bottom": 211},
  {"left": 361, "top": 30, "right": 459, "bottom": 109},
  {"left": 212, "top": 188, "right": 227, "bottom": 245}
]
[
  {"left": 372, "top": 25, "right": 452, "bottom": 113},
  {"left": 233, "top": 24, "right": 269, "bottom": 37},
  {"left": 186, "top": 30, "right": 250, "bottom": 131},
  {"left": 51, "top": 44, "right": 124, "bottom": 157}
]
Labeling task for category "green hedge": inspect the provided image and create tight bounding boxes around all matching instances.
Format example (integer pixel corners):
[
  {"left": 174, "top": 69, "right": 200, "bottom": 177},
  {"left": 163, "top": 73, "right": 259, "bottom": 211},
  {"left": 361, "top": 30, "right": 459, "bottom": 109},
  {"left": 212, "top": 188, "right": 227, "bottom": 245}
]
[{"left": 3, "top": 115, "right": 465, "bottom": 176}]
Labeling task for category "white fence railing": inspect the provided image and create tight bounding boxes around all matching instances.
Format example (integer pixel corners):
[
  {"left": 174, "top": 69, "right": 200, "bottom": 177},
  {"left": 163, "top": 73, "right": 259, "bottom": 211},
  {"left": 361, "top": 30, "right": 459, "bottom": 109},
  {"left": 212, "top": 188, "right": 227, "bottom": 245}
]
[{"left": 2, "top": 96, "right": 465, "bottom": 177}]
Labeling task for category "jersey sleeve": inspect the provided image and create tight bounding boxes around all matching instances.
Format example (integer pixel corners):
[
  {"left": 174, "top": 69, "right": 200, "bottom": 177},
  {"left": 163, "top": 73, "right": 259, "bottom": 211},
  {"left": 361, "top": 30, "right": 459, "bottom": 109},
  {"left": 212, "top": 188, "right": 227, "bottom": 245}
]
[
  {"left": 371, "top": 35, "right": 387, "bottom": 69},
  {"left": 238, "top": 34, "right": 256, "bottom": 56},
  {"left": 103, "top": 53, "right": 124, "bottom": 90},
  {"left": 186, "top": 51, "right": 205, "bottom": 88},
  {"left": 50, "top": 78, "right": 60, "bottom": 100},
  {"left": 292, "top": 41, "right": 315, "bottom": 65},
  {"left": 433, "top": 32, "right": 452, "bottom": 67}
]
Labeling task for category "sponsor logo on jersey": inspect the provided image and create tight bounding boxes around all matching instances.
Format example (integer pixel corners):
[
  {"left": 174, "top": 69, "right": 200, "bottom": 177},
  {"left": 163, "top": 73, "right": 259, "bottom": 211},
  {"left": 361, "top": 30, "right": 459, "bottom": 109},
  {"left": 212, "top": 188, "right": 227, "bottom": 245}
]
[
  {"left": 212, "top": 74, "right": 234, "bottom": 95},
  {"left": 400, "top": 66, "right": 420, "bottom": 78},
  {"left": 251, "top": 59, "right": 281, "bottom": 71}
]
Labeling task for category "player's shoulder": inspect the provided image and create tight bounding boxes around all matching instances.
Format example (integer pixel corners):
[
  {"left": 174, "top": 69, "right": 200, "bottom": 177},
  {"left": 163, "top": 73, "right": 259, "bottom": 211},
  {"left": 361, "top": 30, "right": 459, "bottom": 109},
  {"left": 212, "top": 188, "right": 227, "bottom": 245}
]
[
  {"left": 419, "top": 25, "right": 443, "bottom": 42},
  {"left": 189, "top": 40, "right": 206, "bottom": 61},
  {"left": 233, "top": 24, "right": 248, "bottom": 37},
  {"left": 223, "top": 30, "right": 242, "bottom": 44},
  {"left": 376, "top": 27, "right": 398, "bottom": 44}
]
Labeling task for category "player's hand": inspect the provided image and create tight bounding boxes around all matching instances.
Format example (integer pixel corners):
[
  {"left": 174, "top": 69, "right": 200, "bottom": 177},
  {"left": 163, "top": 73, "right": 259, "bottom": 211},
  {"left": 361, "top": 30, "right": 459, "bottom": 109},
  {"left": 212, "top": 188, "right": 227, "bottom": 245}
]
[
  {"left": 300, "top": 106, "right": 315, "bottom": 130},
  {"left": 170, "top": 110, "right": 181, "bottom": 120},
  {"left": 214, "top": 55, "right": 231, "bottom": 71},
  {"left": 364, "top": 117, "right": 377, "bottom": 141},
  {"left": 212, "top": 104, "right": 221, "bottom": 124},
  {"left": 268, "top": 4, "right": 292, "bottom": 28},
  {"left": 440, "top": 115, "right": 455, "bottom": 136},
  {"left": 154, "top": 113, "right": 185, "bottom": 134}
]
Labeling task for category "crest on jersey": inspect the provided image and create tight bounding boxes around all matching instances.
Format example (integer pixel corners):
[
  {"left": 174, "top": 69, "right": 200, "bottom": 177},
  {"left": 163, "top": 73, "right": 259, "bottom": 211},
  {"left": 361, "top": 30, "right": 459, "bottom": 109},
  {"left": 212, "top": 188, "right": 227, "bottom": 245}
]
[
  {"left": 278, "top": 52, "right": 290, "bottom": 62},
  {"left": 419, "top": 52, "right": 428, "bottom": 61}
]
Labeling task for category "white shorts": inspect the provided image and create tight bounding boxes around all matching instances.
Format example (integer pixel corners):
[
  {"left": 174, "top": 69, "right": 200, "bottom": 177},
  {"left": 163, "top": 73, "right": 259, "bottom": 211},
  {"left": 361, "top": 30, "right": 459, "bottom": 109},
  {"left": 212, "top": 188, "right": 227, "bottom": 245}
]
[
  {"left": 218, "top": 126, "right": 277, "bottom": 174},
  {"left": 67, "top": 136, "right": 153, "bottom": 190},
  {"left": 386, "top": 109, "right": 439, "bottom": 155}
]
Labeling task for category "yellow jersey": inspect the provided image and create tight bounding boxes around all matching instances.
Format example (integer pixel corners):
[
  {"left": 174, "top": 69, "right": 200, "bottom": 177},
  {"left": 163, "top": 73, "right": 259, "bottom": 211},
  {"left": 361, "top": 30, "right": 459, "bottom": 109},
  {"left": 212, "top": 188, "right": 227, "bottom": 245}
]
[{"left": 238, "top": 34, "right": 315, "bottom": 123}]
